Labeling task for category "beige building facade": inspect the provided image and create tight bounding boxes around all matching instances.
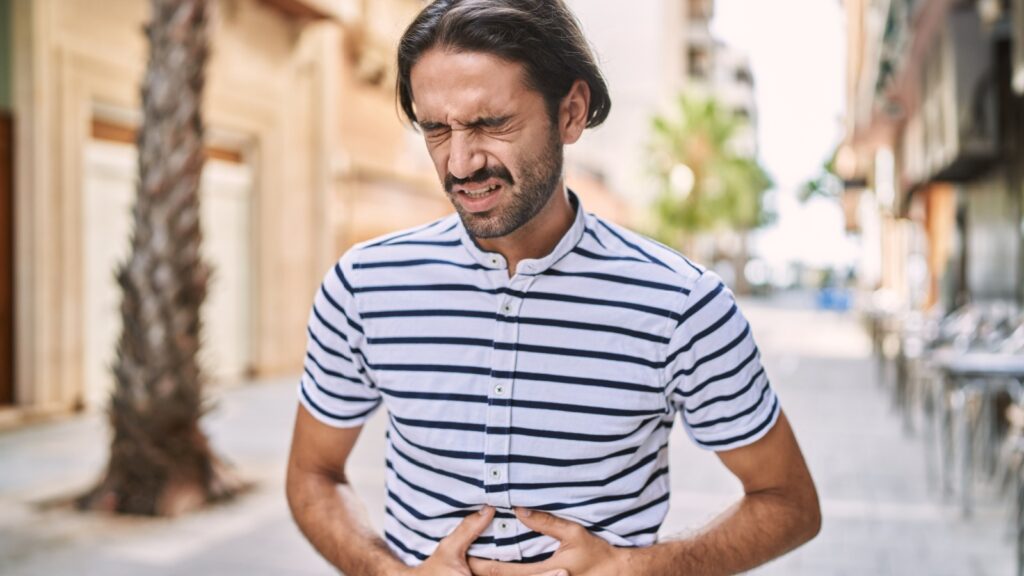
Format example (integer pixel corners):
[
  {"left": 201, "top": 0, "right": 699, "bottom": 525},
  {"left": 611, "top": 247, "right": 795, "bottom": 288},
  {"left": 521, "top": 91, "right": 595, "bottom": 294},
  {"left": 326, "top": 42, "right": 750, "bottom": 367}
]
[
  {"left": 3, "top": 0, "right": 632, "bottom": 419},
  {"left": 5, "top": 0, "right": 454, "bottom": 417}
]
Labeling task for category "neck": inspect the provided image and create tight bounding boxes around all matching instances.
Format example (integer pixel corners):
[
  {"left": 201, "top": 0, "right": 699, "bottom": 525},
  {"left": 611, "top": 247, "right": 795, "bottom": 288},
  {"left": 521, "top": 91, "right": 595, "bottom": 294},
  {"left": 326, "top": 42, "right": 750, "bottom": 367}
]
[{"left": 476, "top": 184, "right": 575, "bottom": 277}]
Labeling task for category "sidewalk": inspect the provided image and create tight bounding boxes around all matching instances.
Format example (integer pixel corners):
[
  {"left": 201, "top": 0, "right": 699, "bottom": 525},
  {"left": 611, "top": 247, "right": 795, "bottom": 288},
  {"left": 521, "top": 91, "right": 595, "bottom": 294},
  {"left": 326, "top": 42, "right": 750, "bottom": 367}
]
[{"left": 0, "top": 292, "right": 1015, "bottom": 575}]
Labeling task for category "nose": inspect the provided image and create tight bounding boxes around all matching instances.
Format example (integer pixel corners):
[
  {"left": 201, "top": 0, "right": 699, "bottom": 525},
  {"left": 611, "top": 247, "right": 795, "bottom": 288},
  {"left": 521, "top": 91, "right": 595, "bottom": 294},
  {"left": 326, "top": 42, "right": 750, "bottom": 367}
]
[{"left": 447, "top": 129, "right": 486, "bottom": 180}]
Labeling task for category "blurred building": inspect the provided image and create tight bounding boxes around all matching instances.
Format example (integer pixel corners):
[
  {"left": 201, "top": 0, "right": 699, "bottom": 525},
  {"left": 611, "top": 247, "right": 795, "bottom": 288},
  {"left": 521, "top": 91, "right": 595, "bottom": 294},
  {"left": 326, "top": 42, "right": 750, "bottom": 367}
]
[
  {"left": 562, "top": 0, "right": 689, "bottom": 219},
  {"left": 842, "top": 0, "right": 1024, "bottom": 311},
  {"left": 0, "top": 0, "right": 455, "bottom": 418},
  {"left": 0, "top": 0, "right": 635, "bottom": 420},
  {"left": 565, "top": 0, "right": 760, "bottom": 234},
  {"left": 685, "top": 0, "right": 758, "bottom": 159}
]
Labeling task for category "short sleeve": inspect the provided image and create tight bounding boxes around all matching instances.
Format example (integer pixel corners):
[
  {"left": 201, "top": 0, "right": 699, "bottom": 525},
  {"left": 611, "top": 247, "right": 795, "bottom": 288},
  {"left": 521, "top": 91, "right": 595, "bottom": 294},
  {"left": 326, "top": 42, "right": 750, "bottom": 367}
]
[
  {"left": 298, "top": 250, "right": 382, "bottom": 427},
  {"left": 664, "top": 270, "right": 780, "bottom": 451}
]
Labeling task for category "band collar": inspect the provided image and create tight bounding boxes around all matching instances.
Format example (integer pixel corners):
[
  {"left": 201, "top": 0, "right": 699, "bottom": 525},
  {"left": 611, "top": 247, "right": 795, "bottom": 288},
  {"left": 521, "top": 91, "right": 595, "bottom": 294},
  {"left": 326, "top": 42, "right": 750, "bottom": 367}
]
[{"left": 458, "top": 189, "right": 586, "bottom": 275}]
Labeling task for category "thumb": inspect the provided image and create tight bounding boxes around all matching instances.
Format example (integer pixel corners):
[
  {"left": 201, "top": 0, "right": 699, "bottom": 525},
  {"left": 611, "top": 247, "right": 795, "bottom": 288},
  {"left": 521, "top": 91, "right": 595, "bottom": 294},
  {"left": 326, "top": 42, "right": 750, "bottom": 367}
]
[{"left": 442, "top": 506, "right": 495, "bottom": 556}]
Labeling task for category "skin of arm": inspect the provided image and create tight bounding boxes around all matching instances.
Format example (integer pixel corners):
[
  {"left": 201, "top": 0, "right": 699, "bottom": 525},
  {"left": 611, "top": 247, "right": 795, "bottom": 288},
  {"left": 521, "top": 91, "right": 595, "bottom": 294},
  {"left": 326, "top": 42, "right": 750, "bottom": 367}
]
[
  {"left": 469, "top": 409, "right": 820, "bottom": 576},
  {"left": 287, "top": 405, "right": 559, "bottom": 576},
  {"left": 285, "top": 405, "right": 409, "bottom": 576},
  {"left": 625, "top": 409, "right": 821, "bottom": 575}
]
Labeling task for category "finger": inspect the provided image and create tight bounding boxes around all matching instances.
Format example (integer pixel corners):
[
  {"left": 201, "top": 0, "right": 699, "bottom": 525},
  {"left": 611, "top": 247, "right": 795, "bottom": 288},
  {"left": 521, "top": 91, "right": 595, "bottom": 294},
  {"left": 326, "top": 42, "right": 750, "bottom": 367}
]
[
  {"left": 514, "top": 509, "right": 587, "bottom": 543},
  {"left": 442, "top": 506, "right": 495, "bottom": 556},
  {"left": 468, "top": 557, "right": 566, "bottom": 576}
]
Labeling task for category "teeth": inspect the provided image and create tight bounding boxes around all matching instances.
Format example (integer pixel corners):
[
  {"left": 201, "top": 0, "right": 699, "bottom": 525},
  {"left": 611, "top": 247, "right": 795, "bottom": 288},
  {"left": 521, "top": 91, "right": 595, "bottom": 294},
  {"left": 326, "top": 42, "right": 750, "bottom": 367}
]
[{"left": 463, "top": 185, "right": 498, "bottom": 198}]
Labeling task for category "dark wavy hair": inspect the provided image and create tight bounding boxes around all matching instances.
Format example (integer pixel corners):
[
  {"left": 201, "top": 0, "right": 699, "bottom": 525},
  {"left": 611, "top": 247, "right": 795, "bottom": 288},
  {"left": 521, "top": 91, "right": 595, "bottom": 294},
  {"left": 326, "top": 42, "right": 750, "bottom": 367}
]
[{"left": 396, "top": 0, "right": 611, "bottom": 129}]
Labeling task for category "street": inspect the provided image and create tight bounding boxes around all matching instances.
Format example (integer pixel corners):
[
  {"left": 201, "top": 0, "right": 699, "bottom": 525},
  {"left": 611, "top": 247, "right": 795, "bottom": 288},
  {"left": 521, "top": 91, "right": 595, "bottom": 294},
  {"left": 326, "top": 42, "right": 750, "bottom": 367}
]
[{"left": 0, "top": 292, "right": 1014, "bottom": 575}]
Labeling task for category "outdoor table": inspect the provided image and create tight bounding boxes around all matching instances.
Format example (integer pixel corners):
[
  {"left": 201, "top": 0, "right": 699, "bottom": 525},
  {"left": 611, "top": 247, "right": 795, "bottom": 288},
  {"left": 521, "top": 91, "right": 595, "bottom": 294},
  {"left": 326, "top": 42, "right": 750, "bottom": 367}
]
[{"left": 933, "top": 352, "right": 1024, "bottom": 519}]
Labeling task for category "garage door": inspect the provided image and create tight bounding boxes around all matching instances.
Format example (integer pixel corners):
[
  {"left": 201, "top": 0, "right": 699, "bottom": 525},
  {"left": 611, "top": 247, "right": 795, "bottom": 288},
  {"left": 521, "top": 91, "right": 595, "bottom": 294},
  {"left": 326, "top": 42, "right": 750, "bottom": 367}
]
[{"left": 82, "top": 138, "right": 253, "bottom": 409}]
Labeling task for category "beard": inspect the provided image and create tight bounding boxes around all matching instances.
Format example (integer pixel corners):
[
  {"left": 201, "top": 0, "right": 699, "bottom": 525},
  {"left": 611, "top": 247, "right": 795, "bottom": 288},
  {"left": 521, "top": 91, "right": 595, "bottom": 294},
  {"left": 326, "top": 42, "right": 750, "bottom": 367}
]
[{"left": 444, "top": 127, "right": 563, "bottom": 239}]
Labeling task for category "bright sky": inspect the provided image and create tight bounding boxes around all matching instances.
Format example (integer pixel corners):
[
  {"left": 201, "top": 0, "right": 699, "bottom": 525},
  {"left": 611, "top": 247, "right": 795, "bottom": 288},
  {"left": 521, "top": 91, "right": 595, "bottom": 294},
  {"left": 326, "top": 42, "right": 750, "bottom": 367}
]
[{"left": 711, "top": 0, "right": 858, "bottom": 270}]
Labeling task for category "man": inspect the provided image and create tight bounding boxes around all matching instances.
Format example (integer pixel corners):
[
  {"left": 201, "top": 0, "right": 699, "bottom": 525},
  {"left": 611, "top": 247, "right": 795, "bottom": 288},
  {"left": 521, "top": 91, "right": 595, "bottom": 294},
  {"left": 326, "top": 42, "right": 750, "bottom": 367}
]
[{"left": 286, "top": 1, "right": 821, "bottom": 574}]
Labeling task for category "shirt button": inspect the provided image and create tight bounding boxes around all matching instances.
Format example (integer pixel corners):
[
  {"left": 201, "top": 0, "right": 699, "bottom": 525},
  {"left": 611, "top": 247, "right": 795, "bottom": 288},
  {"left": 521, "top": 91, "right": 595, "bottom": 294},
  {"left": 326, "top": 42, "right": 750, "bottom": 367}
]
[
  {"left": 494, "top": 384, "right": 506, "bottom": 396},
  {"left": 502, "top": 303, "right": 513, "bottom": 314},
  {"left": 490, "top": 256, "right": 500, "bottom": 267},
  {"left": 498, "top": 521, "right": 510, "bottom": 531},
  {"left": 489, "top": 468, "right": 502, "bottom": 480}
]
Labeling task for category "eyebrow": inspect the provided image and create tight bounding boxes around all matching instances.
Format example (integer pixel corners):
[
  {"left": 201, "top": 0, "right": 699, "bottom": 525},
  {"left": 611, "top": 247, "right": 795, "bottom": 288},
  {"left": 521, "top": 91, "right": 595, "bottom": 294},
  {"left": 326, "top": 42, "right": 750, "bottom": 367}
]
[{"left": 418, "top": 115, "right": 512, "bottom": 131}]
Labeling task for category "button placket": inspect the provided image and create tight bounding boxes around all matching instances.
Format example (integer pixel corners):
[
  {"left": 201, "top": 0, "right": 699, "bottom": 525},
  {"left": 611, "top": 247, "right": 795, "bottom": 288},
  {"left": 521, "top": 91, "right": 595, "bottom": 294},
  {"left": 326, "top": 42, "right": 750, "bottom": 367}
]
[{"left": 483, "top": 276, "right": 533, "bottom": 561}]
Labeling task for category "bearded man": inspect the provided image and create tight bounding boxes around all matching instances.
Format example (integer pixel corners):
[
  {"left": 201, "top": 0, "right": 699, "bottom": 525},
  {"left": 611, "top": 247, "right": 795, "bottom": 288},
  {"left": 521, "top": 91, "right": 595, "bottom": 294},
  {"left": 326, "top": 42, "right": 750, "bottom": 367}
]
[{"left": 286, "top": 1, "right": 821, "bottom": 574}]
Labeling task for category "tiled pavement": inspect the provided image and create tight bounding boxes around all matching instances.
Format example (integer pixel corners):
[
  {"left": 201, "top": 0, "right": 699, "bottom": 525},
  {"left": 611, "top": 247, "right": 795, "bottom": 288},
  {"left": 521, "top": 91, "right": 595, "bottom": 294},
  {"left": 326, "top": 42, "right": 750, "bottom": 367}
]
[{"left": 0, "top": 293, "right": 1015, "bottom": 575}]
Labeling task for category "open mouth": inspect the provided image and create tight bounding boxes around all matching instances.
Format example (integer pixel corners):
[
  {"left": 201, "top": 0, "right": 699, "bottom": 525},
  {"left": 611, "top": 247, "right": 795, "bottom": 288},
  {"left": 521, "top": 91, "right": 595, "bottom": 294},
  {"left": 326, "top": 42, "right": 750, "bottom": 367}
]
[
  {"left": 456, "top": 182, "right": 503, "bottom": 213},
  {"left": 461, "top": 183, "right": 501, "bottom": 199}
]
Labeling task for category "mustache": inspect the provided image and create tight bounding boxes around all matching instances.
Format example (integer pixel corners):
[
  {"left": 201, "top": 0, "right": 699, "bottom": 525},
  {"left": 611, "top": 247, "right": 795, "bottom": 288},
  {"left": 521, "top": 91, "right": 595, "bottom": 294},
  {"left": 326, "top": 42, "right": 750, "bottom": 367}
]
[{"left": 444, "top": 166, "right": 514, "bottom": 193}]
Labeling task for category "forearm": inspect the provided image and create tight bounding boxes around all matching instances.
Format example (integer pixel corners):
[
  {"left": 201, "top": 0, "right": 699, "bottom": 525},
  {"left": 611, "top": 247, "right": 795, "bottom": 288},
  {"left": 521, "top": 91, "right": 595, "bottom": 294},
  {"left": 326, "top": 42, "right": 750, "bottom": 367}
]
[
  {"left": 627, "top": 489, "right": 821, "bottom": 576},
  {"left": 286, "top": 469, "right": 407, "bottom": 576}
]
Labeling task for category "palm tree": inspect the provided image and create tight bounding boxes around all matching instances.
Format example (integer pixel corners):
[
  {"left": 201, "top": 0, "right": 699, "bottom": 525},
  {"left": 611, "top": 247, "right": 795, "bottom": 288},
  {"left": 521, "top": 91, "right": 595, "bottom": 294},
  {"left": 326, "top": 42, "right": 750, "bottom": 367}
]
[
  {"left": 77, "top": 0, "right": 241, "bottom": 516},
  {"left": 648, "top": 94, "right": 773, "bottom": 291}
]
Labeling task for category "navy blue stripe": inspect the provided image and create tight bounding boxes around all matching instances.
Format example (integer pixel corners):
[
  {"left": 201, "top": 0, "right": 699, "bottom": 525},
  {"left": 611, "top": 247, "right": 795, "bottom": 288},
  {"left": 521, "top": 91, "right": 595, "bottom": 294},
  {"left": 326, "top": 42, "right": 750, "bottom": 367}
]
[
  {"left": 525, "top": 290, "right": 675, "bottom": 319},
  {"left": 390, "top": 442, "right": 482, "bottom": 488},
  {"left": 584, "top": 225, "right": 608, "bottom": 249},
  {"left": 390, "top": 416, "right": 484, "bottom": 460},
  {"left": 485, "top": 443, "right": 667, "bottom": 492},
  {"left": 590, "top": 491, "right": 671, "bottom": 529},
  {"left": 670, "top": 324, "right": 751, "bottom": 378},
  {"left": 487, "top": 416, "right": 659, "bottom": 443},
  {"left": 685, "top": 377, "right": 770, "bottom": 429},
  {"left": 693, "top": 396, "right": 779, "bottom": 448},
  {"left": 311, "top": 303, "right": 349, "bottom": 343},
  {"left": 484, "top": 444, "right": 643, "bottom": 467},
  {"left": 306, "top": 327, "right": 355, "bottom": 364},
  {"left": 684, "top": 367, "right": 766, "bottom": 414},
  {"left": 532, "top": 467, "right": 668, "bottom": 512},
  {"left": 675, "top": 346, "right": 759, "bottom": 399},
  {"left": 491, "top": 370, "right": 662, "bottom": 395},
  {"left": 644, "top": 236, "right": 704, "bottom": 274},
  {"left": 595, "top": 221, "right": 674, "bottom": 272},
  {"left": 304, "top": 356, "right": 364, "bottom": 388},
  {"left": 384, "top": 531, "right": 429, "bottom": 561},
  {"left": 367, "top": 362, "right": 492, "bottom": 376},
  {"left": 300, "top": 384, "right": 380, "bottom": 422},
  {"left": 675, "top": 279, "right": 725, "bottom": 326},
  {"left": 505, "top": 315, "right": 669, "bottom": 344},
  {"left": 572, "top": 245, "right": 648, "bottom": 264},
  {"left": 368, "top": 336, "right": 494, "bottom": 347},
  {"left": 352, "top": 282, "right": 499, "bottom": 295},
  {"left": 621, "top": 521, "right": 664, "bottom": 538},
  {"left": 386, "top": 507, "right": 441, "bottom": 542},
  {"left": 362, "top": 309, "right": 496, "bottom": 321},
  {"left": 393, "top": 414, "right": 486, "bottom": 431},
  {"left": 543, "top": 269, "right": 687, "bottom": 295},
  {"left": 666, "top": 303, "right": 739, "bottom": 365},
  {"left": 361, "top": 309, "right": 667, "bottom": 344},
  {"left": 381, "top": 388, "right": 488, "bottom": 404},
  {"left": 376, "top": 238, "right": 461, "bottom": 248},
  {"left": 494, "top": 341, "right": 661, "bottom": 368},
  {"left": 388, "top": 459, "right": 475, "bottom": 508},
  {"left": 387, "top": 489, "right": 467, "bottom": 522},
  {"left": 501, "top": 398, "right": 664, "bottom": 418},
  {"left": 354, "top": 258, "right": 486, "bottom": 271},
  {"left": 321, "top": 280, "right": 364, "bottom": 334}
]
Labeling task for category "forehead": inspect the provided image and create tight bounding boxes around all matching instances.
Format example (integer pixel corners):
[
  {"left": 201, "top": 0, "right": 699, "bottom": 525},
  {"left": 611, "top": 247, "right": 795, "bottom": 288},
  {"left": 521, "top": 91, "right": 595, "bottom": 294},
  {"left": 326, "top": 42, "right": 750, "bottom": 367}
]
[{"left": 409, "top": 48, "right": 538, "bottom": 122}]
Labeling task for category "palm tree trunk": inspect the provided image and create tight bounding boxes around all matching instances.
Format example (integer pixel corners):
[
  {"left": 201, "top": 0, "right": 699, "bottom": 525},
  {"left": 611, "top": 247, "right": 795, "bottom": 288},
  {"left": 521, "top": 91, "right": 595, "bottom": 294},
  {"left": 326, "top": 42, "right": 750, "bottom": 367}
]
[{"left": 77, "top": 0, "right": 242, "bottom": 516}]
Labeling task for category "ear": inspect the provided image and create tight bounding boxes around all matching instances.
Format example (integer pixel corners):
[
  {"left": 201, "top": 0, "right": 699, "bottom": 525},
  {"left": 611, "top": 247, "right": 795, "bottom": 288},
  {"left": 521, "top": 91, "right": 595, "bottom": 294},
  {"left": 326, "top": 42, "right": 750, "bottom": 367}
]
[{"left": 558, "top": 79, "right": 591, "bottom": 145}]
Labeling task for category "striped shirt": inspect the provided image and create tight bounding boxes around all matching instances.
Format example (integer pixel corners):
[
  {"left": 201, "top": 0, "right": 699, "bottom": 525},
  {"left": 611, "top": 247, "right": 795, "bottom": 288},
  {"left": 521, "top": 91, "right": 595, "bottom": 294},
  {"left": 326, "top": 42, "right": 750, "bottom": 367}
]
[{"left": 298, "top": 192, "right": 781, "bottom": 565}]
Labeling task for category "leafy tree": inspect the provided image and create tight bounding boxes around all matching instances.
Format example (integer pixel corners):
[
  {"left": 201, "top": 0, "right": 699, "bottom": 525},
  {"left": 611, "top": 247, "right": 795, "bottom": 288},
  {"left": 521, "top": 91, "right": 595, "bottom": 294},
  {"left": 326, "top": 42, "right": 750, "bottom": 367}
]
[
  {"left": 648, "top": 95, "right": 774, "bottom": 250},
  {"left": 77, "top": 0, "right": 241, "bottom": 516}
]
